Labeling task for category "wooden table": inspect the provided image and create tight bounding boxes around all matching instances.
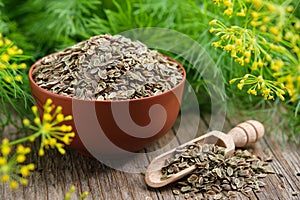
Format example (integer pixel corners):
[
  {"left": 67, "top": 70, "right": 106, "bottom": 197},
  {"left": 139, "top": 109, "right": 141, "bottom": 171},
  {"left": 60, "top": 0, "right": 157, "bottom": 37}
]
[{"left": 1, "top": 112, "right": 299, "bottom": 200}]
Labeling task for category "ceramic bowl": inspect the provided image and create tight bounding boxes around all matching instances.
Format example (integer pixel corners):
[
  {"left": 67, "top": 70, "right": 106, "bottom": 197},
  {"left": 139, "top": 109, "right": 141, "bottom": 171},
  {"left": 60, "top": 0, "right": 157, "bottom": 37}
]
[{"left": 28, "top": 56, "right": 186, "bottom": 157}]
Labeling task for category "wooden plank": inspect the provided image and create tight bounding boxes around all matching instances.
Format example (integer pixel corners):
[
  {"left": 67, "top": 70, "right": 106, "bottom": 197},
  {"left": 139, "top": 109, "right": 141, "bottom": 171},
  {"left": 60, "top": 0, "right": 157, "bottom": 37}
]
[
  {"left": 144, "top": 127, "right": 180, "bottom": 200},
  {"left": 145, "top": 111, "right": 209, "bottom": 200},
  {"left": 174, "top": 110, "right": 208, "bottom": 144},
  {"left": 0, "top": 112, "right": 299, "bottom": 200},
  {"left": 226, "top": 116, "right": 300, "bottom": 200}
]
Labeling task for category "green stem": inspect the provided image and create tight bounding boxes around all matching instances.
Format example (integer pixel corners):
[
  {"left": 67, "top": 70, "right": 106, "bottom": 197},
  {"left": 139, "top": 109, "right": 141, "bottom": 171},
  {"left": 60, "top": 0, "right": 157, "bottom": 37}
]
[{"left": 0, "top": 132, "right": 42, "bottom": 148}]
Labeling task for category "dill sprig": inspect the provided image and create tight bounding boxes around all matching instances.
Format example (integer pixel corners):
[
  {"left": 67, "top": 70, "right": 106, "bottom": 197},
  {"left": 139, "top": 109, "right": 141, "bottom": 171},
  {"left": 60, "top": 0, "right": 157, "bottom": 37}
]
[{"left": 1, "top": 0, "right": 299, "bottom": 142}]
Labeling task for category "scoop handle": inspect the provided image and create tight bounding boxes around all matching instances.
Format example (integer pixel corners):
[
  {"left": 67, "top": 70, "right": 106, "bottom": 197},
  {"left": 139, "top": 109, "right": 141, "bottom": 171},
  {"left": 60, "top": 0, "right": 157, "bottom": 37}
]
[{"left": 227, "top": 120, "right": 264, "bottom": 147}]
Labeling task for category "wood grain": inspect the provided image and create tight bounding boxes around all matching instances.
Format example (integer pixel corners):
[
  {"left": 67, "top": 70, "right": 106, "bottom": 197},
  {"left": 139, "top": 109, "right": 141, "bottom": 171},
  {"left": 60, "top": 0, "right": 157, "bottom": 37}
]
[{"left": 0, "top": 112, "right": 299, "bottom": 200}]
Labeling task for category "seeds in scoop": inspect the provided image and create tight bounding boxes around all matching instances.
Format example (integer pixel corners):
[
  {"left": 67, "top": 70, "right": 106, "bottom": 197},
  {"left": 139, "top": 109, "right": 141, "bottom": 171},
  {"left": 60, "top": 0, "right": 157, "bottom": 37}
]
[{"left": 160, "top": 143, "right": 275, "bottom": 199}]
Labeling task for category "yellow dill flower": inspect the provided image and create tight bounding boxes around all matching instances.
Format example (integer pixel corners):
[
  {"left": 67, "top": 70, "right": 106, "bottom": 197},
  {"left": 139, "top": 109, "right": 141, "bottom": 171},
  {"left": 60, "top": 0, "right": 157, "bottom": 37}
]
[
  {"left": 279, "top": 95, "right": 285, "bottom": 101},
  {"left": 16, "top": 145, "right": 31, "bottom": 154},
  {"left": 249, "top": 38, "right": 256, "bottom": 44},
  {"left": 209, "top": 28, "right": 217, "bottom": 33},
  {"left": 1, "top": 54, "right": 10, "bottom": 62},
  {"left": 2, "top": 138, "right": 9, "bottom": 145},
  {"left": 271, "top": 59, "right": 283, "bottom": 72},
  {"left": 1, "top": 139, "right": 11, "bottom": 156},
  {"left": 4, "top": 76, "right": 12, "bottom": 83},
  {"left": 294, "top": 21, "right": 300, "bottom": 30},
  {"left": 17, "top": 49, "right": 23, "bottom": 55},
  {"left": 243, "top": 51, "right": 251, "bottom": 58},
  {"left": 223, "top": 0, "right": 232, "bottom": 7},
  {"left": 0, "top": 141, "right": 34, "bottom": 189},
  {"left": 29, "top": 136, "right": 35, "bottom": 142},
  {"left": 237, "top": 10, "right": 246, "bottom": 17},
  {"left": 19, "top": 63, "right": 27, "bottom": 69},
  {"left": 284, "top": 31, "right": 293, "bottom": 40},
  {"left": 235, "top": 57, "right": 245, "bottom": 66},
  {"left": 4, "top": 38, "right": 12, "bottom": 45},
  {"left": 20, "top": 166, "right": 31, "bottom": 177},
  {"left": 9, "top": 181, "right": 19, "bottom": 189},
  {"left": 38, "top": 149, "right": 45, "bottom": 156},
  {"left": 20, "top": 178, "right": 28, "bottom": 185},
  {"left": 243, "top": 74, "right": 249, "bottom": 80},
  {"left": 45, "top": 98, "right": 53, "bottom": 105},
  {"left": 16, "top": 154, "right": 26, "bottom": 163},
  {"left": 252, "top": 0, "right": 263, "bottom": 8},
  {"left": 224, "top": 44, "right": 235, "bottom": 51},
  {"left": 251, "top": 11, "right": 259, "bottom": 19},
  {"left": 208, "top": 5, "right": 297, "bottom": 103},
  {"left": 235, "top": 39, "right": 243, "bottom": 46},
  {"left": 237, "top": 83, "right": 244, "bottom": 90},
  {"left": 24, "top": 99, "right": 75, "bottom": 156},
  {"left": 0, "top": 157, "right": 6, "bottom": 165},
  {"left": 1, "top": 175, "right": 9, "bottom": 182},
  {"left": 297, "top": 75, "right": 300, "bottom": 84},
  {"left": 229, "top": 73, "right": 288, "bottom": 101},
  {"left": 269, "top": 27, "right": 279, "bottom": 35},
  {"left": 81, "top": 192, "right": 89, "bottom": 199},
  {"left": 43, "top": 122, "right": 52, "bottom": 132},
  {"left": 56, "top": 113, "right": 65, "bottom": 122},
  {"left": 0, "top": 63, "right": 6, "bottom": 69},
  {"left": 286, "top": 75, "right": 293, "bottom": 83},
  {"left": 48, "top": 138, "right": 57, "bottom": 148},
  {"left": 212, "top": 42, "right": 221, "bottom": 48},
  {"left": 11, "top": 63, "right": 18, "bottom": 70},
  {"left": 14, "top": 75, "right": 23, "bottom": 82},
  {"left": 262, "top": 17, "right": 270, "bottom": 23},
  {"left": 65, "top": 185, "right": 89, "bottom": 200},
  {"left": 31, "top": 106, "right": 38, "bottom": 115},
  {"left": 259, "top": 25, "right": 267, "bottom": 32},
  {"left": 224, "top": 8, "right": 233, "bottom": 16},
  {"left": 262, "top": 88, "right": 271, "bottom": 96},
  {"left": 64, "top": 115, "right": 73, "bottom": 121},
  {"left": 286, "top": 5, "right": 293, "bottom": 12},
  {"left": 257, "top": 60, "right": 264, "bottom": 67},
  {"left": 0, "top": 34, "right": 27, "bottom": 89},
  {"left": 43, "top": 113, "right": 52, "bottom": 122},
  {"left": 60, "top": 125, "right": 73, "bottom": 132},
  {"left": 250, "top": 20, "right": 259, "bottom": 27},
  {"left": 229, "top": 78, "right": 238, "bottom": 84},
  {"left": 34, "top": 117, "right": 41, "bottom": 125},
  {"left": 209, "top": 19, "right": 218, "bottom": 25},
  {"left": 251, "top": 90, "right": 257, "bottom": 95},
  {"left": 265, "top": 54, "right": 272, "bottom": 61},
  {"left": 267, "top": 4, "right": 276, "bottom": 13},
  {"left": 7, "top": 48, "right": 17, "bottom": 56}
]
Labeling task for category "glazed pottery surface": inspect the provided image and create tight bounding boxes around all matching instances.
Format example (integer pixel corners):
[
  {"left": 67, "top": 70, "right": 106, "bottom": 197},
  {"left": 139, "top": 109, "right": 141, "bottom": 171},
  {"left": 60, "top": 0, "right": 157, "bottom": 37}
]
[{"left": 29, "top": 56, "right": 186, "bottom": 157}]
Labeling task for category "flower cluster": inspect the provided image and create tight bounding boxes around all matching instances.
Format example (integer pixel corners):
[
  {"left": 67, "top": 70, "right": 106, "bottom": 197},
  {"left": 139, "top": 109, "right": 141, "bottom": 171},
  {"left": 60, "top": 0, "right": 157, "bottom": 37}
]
[
  {"left": 0, "top": 139, "right": 35, "bottom": 189},
  {"left": 213, "top": 0, "right": 248, "bottom": 17},
  {"left": 0, "top": 33, "right": 27, "bottom": 84},
  {"left": 250, "top": 1, "right": 299, "bottom": 45},
  {"left": 22, "top": 99, "right": 75, "bottom": 156},
  {"left": 230, "top": 74, "right": 286, "bottom": 101},
  {"left": 209, "top": 21, "right": 268, "bottom": 69},
  {"left": 210, "top": 1, "right": 300, "bottom": 103},
  {"left": 64, "top": 185, "right": 89, "bottom": 200},
  {"left": 0, "top": 98, "right": 74, "bottom": 190}
]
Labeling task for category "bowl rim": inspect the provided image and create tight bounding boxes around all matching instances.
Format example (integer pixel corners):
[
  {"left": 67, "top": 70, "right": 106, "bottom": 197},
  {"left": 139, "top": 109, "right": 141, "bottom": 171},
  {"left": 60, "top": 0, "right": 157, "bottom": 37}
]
[{"left": 29, "top": 53, "right": 186, "bottom": 103}]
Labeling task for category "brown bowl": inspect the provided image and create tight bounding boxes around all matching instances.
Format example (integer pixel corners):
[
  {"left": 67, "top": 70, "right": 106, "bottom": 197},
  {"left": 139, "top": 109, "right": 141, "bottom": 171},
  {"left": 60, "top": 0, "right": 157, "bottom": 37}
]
[{"left": 28, "top": 56, "right": 186, "bottom": 157}]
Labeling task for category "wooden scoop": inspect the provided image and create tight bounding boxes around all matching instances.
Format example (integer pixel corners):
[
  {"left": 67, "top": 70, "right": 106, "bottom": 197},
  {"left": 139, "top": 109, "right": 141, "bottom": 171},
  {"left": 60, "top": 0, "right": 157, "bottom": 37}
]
[{"left": 145, "top": 120, "right": 264, "bottom": 188}]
